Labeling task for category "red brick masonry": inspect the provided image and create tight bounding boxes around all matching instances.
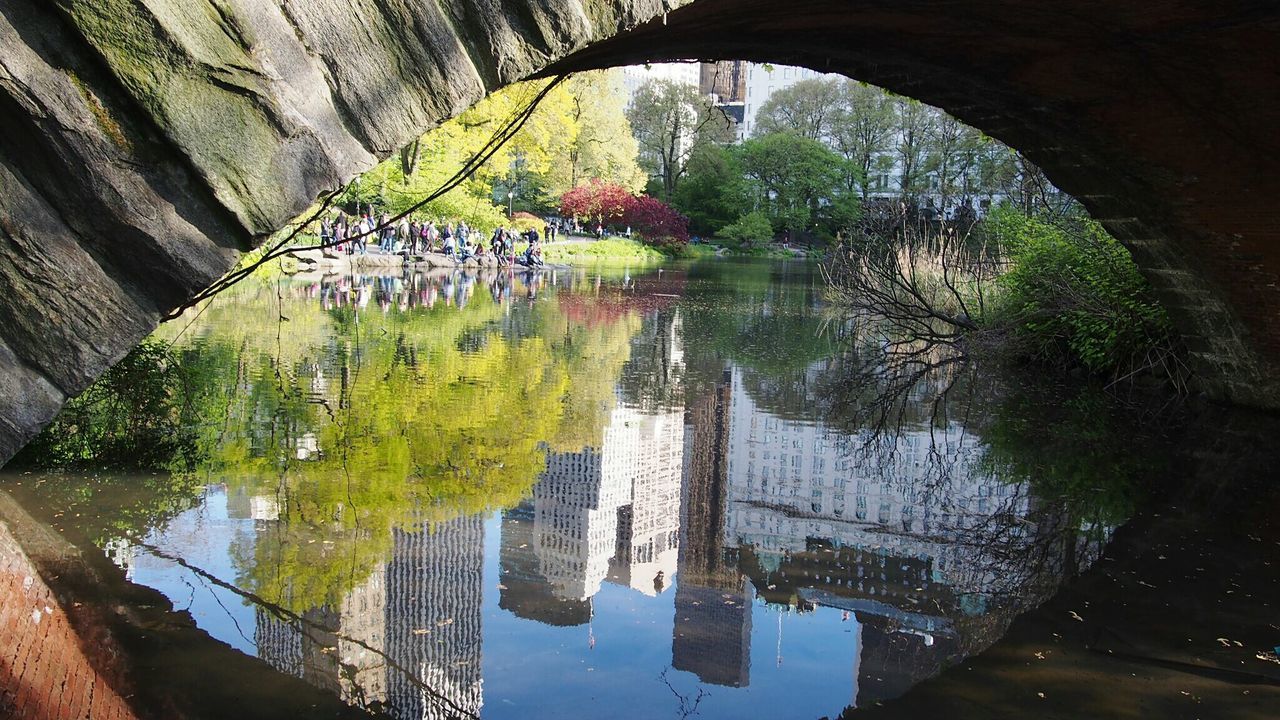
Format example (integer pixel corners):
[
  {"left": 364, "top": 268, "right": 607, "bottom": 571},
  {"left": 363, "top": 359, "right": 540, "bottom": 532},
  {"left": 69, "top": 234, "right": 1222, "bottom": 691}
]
[{"left": 0, "top": 521, "right": 136, "bottom": 720}]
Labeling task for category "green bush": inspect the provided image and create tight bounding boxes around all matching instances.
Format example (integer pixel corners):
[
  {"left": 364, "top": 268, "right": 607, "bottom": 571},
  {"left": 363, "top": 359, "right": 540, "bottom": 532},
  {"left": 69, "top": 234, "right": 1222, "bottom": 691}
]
[
  {"left": 13, "top": 341, "right": 196, "bottom": 470},
  {"left": 988, "top": 207, "right": 1174, "bottom": 376},
  {"left": 718, "top": 211, "right": 774, "bottom": 245}
]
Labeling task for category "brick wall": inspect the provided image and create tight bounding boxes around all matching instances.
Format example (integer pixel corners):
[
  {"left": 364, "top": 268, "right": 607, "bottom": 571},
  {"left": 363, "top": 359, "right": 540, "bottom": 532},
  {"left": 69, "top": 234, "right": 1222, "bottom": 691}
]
[{"left": 0, "top": 521, "right": 137, "bottom": 720}]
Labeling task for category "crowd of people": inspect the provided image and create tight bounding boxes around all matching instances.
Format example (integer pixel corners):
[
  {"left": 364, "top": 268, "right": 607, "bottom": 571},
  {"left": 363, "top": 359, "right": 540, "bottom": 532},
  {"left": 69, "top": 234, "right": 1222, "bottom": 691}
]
[
  {"left": 318, "top": 211, "right": 556, "bottom": 267},
  {"left": 311, "top": 266, "right": 552, "bottom": 314}
]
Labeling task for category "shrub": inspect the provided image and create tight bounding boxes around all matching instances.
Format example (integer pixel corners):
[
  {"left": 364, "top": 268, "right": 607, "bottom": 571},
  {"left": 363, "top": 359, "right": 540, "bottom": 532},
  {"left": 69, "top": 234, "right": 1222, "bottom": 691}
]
[
  {"left": 718, "top": 211, "right": 774, "bottom": 245},
  {"left": 510, "top": 214, "right": 546, "bottom": 237},
  {"left": 988, "top": 207, "right": 1176, "bottom": 377},
  {"left": 623, "top": 195, "right": 690, "bottom": 246},
  {"left": 12, "top": 341, "right": 195, "bottom": 470},
  {"left": 560, "top": 179, "right": 633, "bottom": 224}
]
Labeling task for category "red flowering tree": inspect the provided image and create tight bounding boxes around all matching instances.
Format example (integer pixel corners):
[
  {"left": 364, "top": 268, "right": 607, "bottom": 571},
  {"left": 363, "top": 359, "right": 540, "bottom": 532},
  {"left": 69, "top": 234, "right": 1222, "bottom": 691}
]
[
  {"left": 623, "top": 195, "right": 690, "bottom": 246},
  {"left": 560, "top": 181, "right": 689, "bottom": 248},
  {"left": 559, "top": 179, "right": 633, "bottom": 225}
]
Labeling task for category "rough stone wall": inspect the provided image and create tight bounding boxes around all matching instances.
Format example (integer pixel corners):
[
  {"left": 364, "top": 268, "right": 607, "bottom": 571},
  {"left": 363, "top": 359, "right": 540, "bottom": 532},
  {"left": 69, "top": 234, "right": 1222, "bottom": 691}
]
[
  {"left": 0, "top": 519, "right": 137, "bottom": 720},
  {"left": 0, "top": 0, "right": 682, "bottom": 463},
  {"left": 1, "top": 0, "right": 1279, "bottom": 465}
]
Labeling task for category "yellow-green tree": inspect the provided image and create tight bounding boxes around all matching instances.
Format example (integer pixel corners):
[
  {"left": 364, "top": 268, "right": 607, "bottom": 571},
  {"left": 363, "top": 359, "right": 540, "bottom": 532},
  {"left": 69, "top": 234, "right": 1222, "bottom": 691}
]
[{"left": 344, "top": 72, "right": 644, "bottom": 222}]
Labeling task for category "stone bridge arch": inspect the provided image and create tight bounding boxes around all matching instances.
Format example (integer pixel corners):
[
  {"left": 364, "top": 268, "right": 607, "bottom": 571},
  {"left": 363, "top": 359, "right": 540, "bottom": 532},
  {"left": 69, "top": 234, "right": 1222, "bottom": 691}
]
[{"left": 0, "top": 0, "right": 1277, "bottom": 460}]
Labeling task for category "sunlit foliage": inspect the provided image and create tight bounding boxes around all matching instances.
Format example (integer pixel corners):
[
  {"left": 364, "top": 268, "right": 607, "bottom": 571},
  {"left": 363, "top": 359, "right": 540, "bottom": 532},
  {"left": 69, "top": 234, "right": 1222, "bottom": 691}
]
[{"left": 342, "top": 72, "right": 644, "bottom": 225}]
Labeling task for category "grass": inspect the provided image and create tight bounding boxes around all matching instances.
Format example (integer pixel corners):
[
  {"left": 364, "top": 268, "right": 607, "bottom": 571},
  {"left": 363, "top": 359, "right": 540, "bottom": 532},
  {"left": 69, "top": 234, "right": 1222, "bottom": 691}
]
[
  {"left": 541, "top": 237, "right": 670, "bottom": 266},
  {"left": 683, "top": 243, "right": 720, "bottom": 259}
]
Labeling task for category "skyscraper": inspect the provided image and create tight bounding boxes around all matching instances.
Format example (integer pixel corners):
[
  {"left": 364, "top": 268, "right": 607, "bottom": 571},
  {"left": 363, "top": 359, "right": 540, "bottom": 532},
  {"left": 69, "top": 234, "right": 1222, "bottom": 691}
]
[
  {"left": 700, "top": 61, "right": 746, "bottom": 103},
  {"left": 385, "top": 516, "right": 485, "bottom": 720}
]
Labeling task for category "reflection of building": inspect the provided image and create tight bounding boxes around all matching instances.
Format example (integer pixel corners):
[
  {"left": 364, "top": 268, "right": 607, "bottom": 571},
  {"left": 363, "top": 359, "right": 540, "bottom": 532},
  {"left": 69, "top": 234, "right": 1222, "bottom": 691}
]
[
  {"left": 103, "top": 537, "right": 136, "bottom": 580},
  {"left": 532, "top": 436, "right": 631, "bottom": 601},
  {"left": 339, "top": 566, "right": 388, "bottom": 704},
  {"left": 253, "top": 565, "right": 387, "bottom": 706},
  {"left": 724, "top": 367, "right": 1030, "bottom": 596},
  {"left": 225, "top": 485, "right": 280, "bottom": 521},
  {"left": 672, "top": 577, "right": 752, "bottom": 688},
  {"left": 251, "top": 515, "right": 484, "bottom": 720},
  {"left": 719, "top": 364, "right": 1036, "bottom": 706},
  {"left": 386, "top": 517, "right": 485, "bottom": 720},
  {"left": 499, "top": 503, "right": 592, "bottom": 626},
  {"left": 531, "top": 403, "right": 686, "bottom": 602},
  {"left": 607, "top": 406, "right": 684, "bottom": 595},
  {"left": 678, "top": 377, "right": 736, "bottom": 587},
  {"left": 671, "top": 378, "right": 752, "bottom": 687}
]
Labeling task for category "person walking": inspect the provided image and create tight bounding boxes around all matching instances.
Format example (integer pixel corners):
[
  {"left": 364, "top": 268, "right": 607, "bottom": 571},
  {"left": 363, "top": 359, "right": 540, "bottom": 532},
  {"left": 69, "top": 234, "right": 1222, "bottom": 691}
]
[
  {"left": 379, "top": 213, "right": 395, "bottom": 252},
  {"left": 355, "top": 214, "right": 371, "bottom": 254},
  {"left": 334, "top": 215, "right": 348, "bottom": 254}
]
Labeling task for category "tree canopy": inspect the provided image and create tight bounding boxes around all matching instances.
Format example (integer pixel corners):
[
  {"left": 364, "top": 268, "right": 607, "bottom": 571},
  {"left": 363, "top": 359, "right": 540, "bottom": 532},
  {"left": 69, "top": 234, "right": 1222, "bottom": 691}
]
[
  {"left": 342, "top": 72, "right": 645, "bottom": 225},
  {"left": 627, "top": 78, "right": 736, "bottom": 200}
]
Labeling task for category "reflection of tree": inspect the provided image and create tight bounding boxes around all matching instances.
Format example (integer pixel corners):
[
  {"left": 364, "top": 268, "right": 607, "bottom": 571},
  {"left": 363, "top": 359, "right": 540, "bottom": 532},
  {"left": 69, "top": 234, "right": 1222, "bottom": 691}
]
[
  {"left": 154, "top": 278, "right": 645, "bottom": 613},
  {"left": 616, "top": 308, "right": 686, "bottom": 412},
  {"left": 803, "top": 325, "right": 1172, "bottom": 603},
  {"left": 681, "top": 259, "right": 837, "bottom": 405}
]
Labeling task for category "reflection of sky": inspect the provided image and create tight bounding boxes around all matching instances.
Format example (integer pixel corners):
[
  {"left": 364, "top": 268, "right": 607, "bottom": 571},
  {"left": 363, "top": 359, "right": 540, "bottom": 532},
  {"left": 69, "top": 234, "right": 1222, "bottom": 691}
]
[
  {"left": 483, "top": 506, "right": 863, "bottom": 720},
  {"left": 124, "top": 502, "right": 865, "bottom": 720},
  {"left": 129, "top": 486, "right": 259, "bottom": 654}
]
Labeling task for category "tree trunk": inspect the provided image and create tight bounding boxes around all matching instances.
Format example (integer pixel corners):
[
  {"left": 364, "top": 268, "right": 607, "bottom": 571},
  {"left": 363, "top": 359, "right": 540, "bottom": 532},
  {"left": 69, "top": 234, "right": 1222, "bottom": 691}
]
[{"left": 399, "top": 139, "right": 421, "bottom": 178}]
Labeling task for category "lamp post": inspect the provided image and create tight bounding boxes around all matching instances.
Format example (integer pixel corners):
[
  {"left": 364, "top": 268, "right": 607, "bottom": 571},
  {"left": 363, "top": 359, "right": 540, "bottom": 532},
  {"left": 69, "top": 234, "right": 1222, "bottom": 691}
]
[{"left": 507, "top": 190, "right": 515, "bottom": 218}]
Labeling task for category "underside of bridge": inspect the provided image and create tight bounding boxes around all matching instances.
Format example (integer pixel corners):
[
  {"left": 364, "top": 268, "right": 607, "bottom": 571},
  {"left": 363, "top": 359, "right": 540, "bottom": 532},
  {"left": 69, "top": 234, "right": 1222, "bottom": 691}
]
[{"left": 0, "top": 0, "right": 1277, "bottom": 461}]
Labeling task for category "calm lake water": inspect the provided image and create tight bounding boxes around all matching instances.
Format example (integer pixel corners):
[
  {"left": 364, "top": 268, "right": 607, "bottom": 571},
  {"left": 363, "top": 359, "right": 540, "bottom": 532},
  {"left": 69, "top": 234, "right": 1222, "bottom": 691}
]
[{"left": 4, "top": 259, "right": 1277, "bottom": 719}]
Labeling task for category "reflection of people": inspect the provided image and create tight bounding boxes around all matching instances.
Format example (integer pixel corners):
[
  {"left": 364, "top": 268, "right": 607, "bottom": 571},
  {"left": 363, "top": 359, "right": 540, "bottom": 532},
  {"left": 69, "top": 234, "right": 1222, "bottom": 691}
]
[{"left": 653, "top": 570, "right": 665, "bottom": 594}]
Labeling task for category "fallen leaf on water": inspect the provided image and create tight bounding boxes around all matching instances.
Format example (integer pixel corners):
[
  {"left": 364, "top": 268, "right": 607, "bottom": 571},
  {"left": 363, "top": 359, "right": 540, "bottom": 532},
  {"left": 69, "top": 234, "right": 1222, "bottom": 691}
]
[
  {"left": 412, "top": 629, "right": 430, "bottom": 635},
  {"left": 1068, "top": 611, "right": 1084, "bottom": 622}
]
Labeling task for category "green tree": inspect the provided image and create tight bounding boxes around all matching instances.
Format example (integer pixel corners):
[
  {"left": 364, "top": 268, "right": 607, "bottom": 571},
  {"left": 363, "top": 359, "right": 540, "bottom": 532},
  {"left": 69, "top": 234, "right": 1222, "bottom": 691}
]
[
  {"left": 670, "top": 143, "right": 750, "bottom": 235},
  {"left": 752, "top": 77, "right": 844, "bottom": 142},
  {"left": 830, "top": 82, "right": 898, "bottom": 198},
  {"left": 627, "top": 78, "right": 736, "bottom": 199},
  {"left": 737, "top": 133, "right": 856, "bottom": 237},
  {"left": 558, "top": 71, "right": 647, "bottom": 195},
  {"left": 924, "top": 113, "right": 987, "bottom": 208},
  {"left": 718, "top": 210, "right": 774, "bottom": 244},
  {"left": 342, "top": 76, "right": 645, "bottom": 223},
  {"left": 893, "top": 96, "right": 937, "bottom": 202}
]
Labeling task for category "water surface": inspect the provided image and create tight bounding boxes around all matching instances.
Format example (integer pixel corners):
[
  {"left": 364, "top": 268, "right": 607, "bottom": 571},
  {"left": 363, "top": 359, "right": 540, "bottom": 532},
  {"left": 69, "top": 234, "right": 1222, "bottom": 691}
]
[{"left": 9, "top": 259, "right": 1263, "bottom": 719}]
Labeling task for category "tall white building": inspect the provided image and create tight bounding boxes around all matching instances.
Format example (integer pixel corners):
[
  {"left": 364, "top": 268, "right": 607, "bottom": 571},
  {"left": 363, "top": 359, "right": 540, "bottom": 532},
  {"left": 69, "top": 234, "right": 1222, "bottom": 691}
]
[{"left": 616, "top": 62, "right": 701, "bottom": 107}]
